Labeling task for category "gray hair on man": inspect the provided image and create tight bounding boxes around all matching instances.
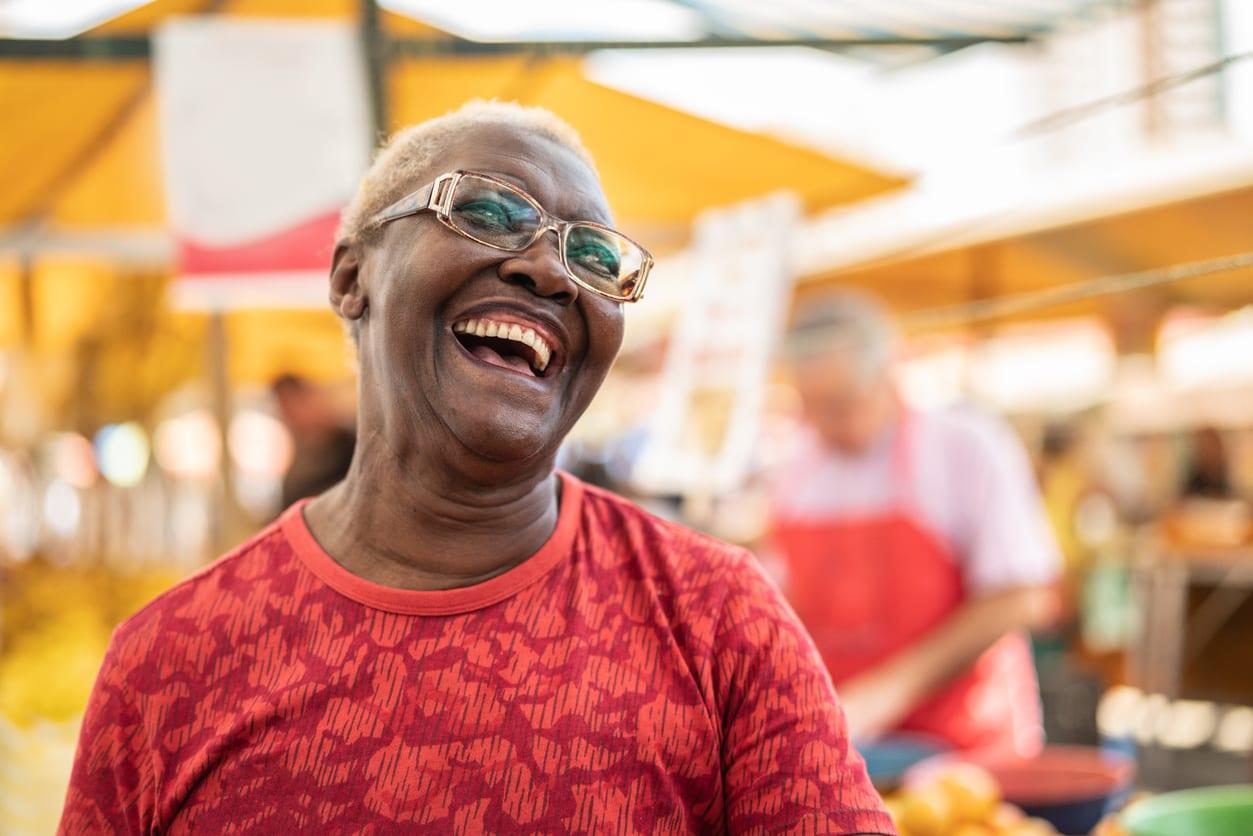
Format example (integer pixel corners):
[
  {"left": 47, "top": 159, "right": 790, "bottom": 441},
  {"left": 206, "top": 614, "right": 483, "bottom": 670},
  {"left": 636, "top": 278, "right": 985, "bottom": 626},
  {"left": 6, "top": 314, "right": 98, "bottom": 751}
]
[{"left": 783, "top": 290, "right": 901, "bottom": 382}]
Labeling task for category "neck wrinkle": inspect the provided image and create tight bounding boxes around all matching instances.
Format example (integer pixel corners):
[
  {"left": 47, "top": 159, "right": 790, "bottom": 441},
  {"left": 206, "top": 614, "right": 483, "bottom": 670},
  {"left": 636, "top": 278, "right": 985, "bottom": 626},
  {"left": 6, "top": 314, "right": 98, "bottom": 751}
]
[{"left": 306, "top": 426, "right": 562, "bottom": 592}]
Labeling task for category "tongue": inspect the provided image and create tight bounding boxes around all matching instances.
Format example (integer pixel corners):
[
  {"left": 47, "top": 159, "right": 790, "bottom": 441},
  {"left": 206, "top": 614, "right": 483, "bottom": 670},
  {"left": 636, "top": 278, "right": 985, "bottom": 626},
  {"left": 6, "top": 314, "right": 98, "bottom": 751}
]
[{"left": 471, "top": 343, "right": 535, "bottom": 376}]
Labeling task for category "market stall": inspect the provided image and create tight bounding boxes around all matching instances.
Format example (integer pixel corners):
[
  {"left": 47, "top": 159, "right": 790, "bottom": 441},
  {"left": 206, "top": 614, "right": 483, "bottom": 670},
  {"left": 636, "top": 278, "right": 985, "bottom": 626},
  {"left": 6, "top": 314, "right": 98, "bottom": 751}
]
[
  {"left": 0, "top": 4, "right": 911, "bottom": 832},
  {"left": 3, "top": 1, "right": 1252, "bottom": 833}
]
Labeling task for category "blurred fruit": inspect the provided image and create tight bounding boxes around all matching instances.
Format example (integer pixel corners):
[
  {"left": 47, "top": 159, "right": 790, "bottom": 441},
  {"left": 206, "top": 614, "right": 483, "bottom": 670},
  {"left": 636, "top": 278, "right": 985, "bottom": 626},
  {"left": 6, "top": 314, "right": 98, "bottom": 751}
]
[
  {"left": 884, "top": 796, "right": 907, "bottom": 828},
  {"left": 1, "top": 561, "right": 182, "bottom": 728},
  {"left": 901, "top": 784, "right": 954, "bottom": 836},
  {"left": 883, "top": 761, "right": 1051, "bottom": 836},
  {"left": 1006, "top": 817, "right": 1058, "bottom": 836},
  {"left": 1092, "top": 815, "right": 1130, "bottom": 836},
  {"left": 989, "top": 802, "right": 1026, "bottom": 828},
  {"left": 938, "top": 763, "right": 1001, "bottom": 822},
  {"left": 949, "top": 823, "right": 995, "bottom": 836}
]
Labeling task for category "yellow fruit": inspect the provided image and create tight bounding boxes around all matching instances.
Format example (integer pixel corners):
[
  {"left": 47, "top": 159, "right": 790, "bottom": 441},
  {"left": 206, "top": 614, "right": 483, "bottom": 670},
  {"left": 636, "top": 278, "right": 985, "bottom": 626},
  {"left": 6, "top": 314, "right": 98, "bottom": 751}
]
[
  {"left": 1006, "top": 818, "right": 1058, "bottom": 836},
  {"left": 989, "top": 802, "right": 1026, "bottom": 828},
  {"left": 950, "top": 823, "right": 995, "bottom": 836},
  {"left": 900, "top": 785, "right": 953, "bottom": 836},
  {"left": 883, "top": 796, "right": 908, "bottom": 828},
  {"left": 937, "top": 764, "right": 1001, "bottom": 822},
  {"left": 1092, "top": 817, "right": 1131, "bottom": 836}
]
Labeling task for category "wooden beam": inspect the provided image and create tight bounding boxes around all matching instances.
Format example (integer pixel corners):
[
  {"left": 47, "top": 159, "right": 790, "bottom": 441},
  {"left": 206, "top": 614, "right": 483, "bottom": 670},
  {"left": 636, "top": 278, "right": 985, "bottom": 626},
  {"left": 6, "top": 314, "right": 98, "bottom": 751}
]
[
  {"left": 360, "top": 0, "right": 388, "bottom": 141},
  {"left": 0, "top": 36, "right": 150, "bottom": 60},
  {"left": 0, "top": 32, "right": 1032, "bottom": 62}
]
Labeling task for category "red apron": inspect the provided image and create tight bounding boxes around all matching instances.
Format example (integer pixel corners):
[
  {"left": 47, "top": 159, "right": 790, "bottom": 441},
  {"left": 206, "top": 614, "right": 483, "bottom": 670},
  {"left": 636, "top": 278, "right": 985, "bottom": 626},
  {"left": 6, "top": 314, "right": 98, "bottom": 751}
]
[{"left": 772, "top": 412, "right": 1043, "bottom": 756}]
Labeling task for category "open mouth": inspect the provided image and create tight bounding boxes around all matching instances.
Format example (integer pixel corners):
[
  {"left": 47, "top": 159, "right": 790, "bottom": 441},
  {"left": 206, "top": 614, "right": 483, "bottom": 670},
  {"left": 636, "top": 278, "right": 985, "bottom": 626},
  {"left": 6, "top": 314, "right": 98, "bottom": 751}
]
[{"left": 452, "top": 316, "right": 555, "bottom": 378}]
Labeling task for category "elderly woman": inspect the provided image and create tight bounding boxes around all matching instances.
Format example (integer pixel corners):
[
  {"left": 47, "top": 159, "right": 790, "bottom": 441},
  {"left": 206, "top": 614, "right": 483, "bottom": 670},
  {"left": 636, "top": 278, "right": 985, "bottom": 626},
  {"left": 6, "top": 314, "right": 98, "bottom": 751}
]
[{"left": 60, "top": 102, "right": 891, "bottom": 835}]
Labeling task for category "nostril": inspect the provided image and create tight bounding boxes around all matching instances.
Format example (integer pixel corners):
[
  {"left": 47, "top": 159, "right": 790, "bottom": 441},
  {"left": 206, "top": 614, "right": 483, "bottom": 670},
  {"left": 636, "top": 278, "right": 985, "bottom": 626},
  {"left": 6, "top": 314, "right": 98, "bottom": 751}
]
[
  {"left": 501, "top": 270, "right": 575, "bottom": 306},
  {"left": 503, "top": 272, "right": 538, "bottom": 292}
]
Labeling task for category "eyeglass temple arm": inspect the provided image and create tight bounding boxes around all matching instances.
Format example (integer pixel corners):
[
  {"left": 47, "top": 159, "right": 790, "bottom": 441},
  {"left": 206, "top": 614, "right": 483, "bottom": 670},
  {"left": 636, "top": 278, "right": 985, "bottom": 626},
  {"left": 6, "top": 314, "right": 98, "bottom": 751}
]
[{"left": 371, "top": 173, "right": 457, "bottom": 225}]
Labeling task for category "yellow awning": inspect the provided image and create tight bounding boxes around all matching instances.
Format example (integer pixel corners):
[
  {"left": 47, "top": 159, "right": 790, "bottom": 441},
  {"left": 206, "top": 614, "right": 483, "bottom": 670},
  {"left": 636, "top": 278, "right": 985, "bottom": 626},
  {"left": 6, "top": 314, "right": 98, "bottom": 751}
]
[
  {"left": 2, "top": 0, "right": 902, "bottom": 237},
  {"left": 802, "top": 179, "right": 1253, "bottom": 329},
  {"left": 0, "top": 0, "right": 904, "bottom": 400},
  {"left": 389, "top": 55, "right": 900, "bottom": 238}
]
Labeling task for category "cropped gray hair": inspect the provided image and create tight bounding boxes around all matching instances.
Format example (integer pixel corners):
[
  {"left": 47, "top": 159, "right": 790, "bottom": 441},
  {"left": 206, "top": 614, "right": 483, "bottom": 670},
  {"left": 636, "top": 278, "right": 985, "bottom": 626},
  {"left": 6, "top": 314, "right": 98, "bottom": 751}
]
[
  {"left": 338, "top": 99, "right": 596, "bottom": 247},
  {"left": 783, "top": 290, "right": 900, "bottom": 381}
]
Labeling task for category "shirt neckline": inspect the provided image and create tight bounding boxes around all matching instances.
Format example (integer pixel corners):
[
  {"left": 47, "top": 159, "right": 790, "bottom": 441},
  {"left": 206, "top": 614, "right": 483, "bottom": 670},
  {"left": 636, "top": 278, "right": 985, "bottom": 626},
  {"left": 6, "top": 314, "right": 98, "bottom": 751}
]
[{"left": 280, "top": 471, "right": 583, "bottom": 616}]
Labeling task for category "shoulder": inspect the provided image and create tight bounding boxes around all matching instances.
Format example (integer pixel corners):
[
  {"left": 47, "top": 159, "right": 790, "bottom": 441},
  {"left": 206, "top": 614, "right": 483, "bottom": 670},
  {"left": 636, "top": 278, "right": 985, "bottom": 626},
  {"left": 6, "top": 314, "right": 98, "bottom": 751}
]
[
  {"left": 577, "top": 480, "right": 760, "bottom": 580},
  {"left": 918, "top": 404, "right": 1024, "bottom": 466},
  {"left": 574, "top": 481, "right": 780, "bottom": 636},
  {"left": 107, "top": 519, "right": 295, "bottom": 671}
]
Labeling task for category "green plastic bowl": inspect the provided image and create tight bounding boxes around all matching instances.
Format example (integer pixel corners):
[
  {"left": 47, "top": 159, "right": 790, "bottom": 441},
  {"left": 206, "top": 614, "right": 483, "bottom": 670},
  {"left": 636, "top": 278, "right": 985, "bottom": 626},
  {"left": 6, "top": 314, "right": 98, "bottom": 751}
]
[{"left": 1122, "top": 785, "right": 1253, "bottom": 836}]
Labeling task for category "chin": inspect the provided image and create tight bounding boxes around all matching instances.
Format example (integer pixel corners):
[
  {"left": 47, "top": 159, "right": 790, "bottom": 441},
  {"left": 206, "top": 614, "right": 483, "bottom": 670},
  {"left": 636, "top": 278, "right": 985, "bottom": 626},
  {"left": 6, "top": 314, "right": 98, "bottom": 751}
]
[{"left": 448, "top": 410, "right": 559, "bottom": 465}]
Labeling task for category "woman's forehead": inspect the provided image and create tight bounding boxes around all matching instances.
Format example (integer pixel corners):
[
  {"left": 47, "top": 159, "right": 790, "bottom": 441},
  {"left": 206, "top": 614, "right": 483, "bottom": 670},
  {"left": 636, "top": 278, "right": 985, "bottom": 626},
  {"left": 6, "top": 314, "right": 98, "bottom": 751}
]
[{"left": 427, "top": 125, "right": 611, "bottom": 224}]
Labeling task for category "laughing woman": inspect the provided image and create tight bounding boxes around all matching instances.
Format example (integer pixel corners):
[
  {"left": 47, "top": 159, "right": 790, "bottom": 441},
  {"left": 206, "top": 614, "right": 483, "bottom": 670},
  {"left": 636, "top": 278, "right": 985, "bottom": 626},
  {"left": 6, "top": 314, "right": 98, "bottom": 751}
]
[{"left": 60, "top": 102, "right": 892, "bottom": 835}]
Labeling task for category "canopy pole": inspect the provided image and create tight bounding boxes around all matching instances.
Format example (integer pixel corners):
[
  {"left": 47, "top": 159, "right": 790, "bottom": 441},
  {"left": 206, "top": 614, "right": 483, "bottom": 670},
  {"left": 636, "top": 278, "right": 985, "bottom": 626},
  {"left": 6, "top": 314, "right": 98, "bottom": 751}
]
[
  {"left": 360, "top": 0, "right": 388, "bottom": 142},
  {"left": 18, "top": 252, "right": 34, "bottom": 348},
  {"left": 0, "top": 34, "right": 1032, "bottom": 61},
  {"left": 206, "top": 310, "right": 240, "bottom": 557},
  {"left": 900, "top": 251, "right": 1253, "bottom": 332}
]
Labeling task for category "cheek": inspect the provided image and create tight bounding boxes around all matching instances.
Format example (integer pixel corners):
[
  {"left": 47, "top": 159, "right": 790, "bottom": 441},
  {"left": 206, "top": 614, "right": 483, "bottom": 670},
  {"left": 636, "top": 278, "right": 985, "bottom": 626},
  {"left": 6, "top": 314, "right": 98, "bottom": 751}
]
[
  {"left": 370, "top": 238, "right": 477, "bottom": 348},
  {"left": 582, "top": 302, "right": 625, "bottom": 367}
]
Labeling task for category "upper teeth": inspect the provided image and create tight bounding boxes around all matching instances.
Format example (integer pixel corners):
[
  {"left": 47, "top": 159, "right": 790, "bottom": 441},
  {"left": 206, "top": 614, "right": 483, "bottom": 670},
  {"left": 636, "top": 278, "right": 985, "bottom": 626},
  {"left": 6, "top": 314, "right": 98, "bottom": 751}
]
[{"left": 453, "top": 318, "right": 553, "bottom": 372}]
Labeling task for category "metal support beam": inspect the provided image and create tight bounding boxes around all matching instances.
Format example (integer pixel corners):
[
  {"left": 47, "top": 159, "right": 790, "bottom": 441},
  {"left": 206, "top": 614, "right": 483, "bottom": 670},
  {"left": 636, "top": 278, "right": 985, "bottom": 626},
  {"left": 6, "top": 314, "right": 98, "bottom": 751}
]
[
  {"left": 386, "top": 34, "right": 1031, "bottom": 57},
  {"left": 0, "top": 36, "right": 150, "bottom": 60},
  {"left": 0, "top": 33, "right": 1031, "bottom": 62},
  {"left": 360, "top": 0, "right": 388, "bottom": 141}
]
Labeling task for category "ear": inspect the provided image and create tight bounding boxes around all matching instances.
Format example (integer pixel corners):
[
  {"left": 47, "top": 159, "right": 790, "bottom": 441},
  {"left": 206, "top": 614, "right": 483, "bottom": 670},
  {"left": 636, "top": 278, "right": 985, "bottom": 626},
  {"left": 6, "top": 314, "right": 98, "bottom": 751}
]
[{"left": 329, "top": 242, "right": 368, "bottom": 321}]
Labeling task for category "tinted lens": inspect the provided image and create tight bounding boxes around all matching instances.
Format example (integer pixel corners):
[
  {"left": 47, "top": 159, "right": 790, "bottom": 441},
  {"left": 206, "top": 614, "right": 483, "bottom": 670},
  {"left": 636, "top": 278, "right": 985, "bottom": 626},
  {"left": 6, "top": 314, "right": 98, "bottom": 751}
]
[
  {"left": 447, "top": 175, "right": 541, "bottom": 249},
  {"left": 565, "top": 224, "right": 646, "bottom": 300}
]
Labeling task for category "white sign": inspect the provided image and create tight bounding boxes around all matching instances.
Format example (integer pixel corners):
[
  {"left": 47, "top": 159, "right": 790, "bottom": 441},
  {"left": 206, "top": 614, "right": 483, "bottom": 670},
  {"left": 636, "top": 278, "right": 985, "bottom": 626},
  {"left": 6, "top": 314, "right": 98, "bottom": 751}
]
[
  {"left": 154, "top": 17, "right": 371, "bottom": 306},
  {"left": 632, "top": 193, "right": 800, "bottom": 496}
]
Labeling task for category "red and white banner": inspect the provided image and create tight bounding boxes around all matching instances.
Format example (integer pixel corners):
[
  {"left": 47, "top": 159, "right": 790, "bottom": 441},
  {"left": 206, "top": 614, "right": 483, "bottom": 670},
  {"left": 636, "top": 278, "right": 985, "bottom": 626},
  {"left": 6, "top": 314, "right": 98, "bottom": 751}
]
[{"left": 154, "top": 17, "right": 371, "bottom": 308}]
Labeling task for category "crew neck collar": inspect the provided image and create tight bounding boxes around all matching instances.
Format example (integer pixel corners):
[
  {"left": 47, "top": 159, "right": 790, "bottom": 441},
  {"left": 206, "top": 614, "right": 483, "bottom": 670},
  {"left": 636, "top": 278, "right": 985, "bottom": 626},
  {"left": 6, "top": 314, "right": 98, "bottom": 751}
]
[{"left": 280, "top": 471, "right": 583, "bottom": 616}]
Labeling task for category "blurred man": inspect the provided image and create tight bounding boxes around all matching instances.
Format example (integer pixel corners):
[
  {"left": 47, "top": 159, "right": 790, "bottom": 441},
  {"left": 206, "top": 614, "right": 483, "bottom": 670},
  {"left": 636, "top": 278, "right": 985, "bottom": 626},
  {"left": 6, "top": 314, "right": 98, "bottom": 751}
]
[
  {"left": 768, "top": 292, "right": 1060, "bottom": 755},
  {"left": 272, "top": 374, "right": 356, "bottom": 509},
  {"left": 1181, "top": 425, "right": 1234, "bottom": 500}
]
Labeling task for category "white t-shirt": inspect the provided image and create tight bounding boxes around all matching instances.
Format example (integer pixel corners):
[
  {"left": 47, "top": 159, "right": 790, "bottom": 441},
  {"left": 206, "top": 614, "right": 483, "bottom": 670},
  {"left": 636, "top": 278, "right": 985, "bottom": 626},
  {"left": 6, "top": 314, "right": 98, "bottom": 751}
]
[{"left": 769, "top": 405, "right": 1061, "bottom": 594}]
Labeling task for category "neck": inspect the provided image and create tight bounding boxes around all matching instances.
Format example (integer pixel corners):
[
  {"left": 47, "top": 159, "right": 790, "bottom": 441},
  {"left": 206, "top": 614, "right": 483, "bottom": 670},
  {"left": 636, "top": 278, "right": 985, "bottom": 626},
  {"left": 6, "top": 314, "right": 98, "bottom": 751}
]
[{"left": 303, "top": 424, "right": 562, "bottom": 592}]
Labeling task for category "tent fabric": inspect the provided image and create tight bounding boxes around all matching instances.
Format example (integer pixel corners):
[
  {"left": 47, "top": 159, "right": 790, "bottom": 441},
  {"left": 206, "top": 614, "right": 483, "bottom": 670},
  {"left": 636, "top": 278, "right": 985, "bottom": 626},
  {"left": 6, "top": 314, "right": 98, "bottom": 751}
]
[
  {"left": 0, "top": 62, "right": 149, "bottom": 226},
  {"left": 0, "top": 60, "right": 902, "bottom": 233},
  {"left": 801, "top": 181, "right": 1253, "bottom": 325},
  {"left": 2, "top": 0, "right": 903, "bottom": 237},
  {"left": 388, "top": 55, "right": 898, "bottom": 229},
  {"left": 0, "top": 2, "right": 905, "bottom": 374}
]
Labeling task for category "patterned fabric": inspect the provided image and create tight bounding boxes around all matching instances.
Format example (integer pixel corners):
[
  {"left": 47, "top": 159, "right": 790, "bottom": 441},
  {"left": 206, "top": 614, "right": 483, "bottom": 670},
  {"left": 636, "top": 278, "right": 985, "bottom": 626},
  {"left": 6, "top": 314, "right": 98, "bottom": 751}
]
[{"left": 60, "top": 473, "right": 892, "bottom": 835}]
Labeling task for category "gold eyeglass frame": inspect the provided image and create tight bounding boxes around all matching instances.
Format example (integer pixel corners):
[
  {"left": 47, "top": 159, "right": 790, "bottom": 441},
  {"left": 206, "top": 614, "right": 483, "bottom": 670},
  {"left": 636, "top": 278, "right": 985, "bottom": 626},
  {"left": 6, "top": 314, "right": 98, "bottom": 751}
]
[{"left": 371, "top": 170, "right": 653, "bottom": 303}]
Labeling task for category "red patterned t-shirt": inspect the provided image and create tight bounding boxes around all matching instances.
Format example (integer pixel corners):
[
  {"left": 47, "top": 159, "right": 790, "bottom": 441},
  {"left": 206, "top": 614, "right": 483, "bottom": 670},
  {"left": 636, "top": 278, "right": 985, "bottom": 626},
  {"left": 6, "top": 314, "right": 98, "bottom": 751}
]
[{"left": 60, "top": 473, "right": 892, "bottom": 835}]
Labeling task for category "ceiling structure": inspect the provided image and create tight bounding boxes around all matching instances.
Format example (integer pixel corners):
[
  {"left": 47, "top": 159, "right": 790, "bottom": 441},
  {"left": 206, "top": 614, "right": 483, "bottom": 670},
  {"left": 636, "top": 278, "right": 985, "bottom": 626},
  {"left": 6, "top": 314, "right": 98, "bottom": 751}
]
[{"left": 1, "top": 0, "right": 1245, "bottom": 369}]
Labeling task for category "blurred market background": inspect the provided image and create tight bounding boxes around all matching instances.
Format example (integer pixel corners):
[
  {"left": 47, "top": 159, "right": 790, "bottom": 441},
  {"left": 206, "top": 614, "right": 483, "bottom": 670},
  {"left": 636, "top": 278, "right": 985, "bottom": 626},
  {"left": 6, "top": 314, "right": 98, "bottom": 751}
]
[{"left": 0, "top": 0, "right": 1251, "bottom": 833}]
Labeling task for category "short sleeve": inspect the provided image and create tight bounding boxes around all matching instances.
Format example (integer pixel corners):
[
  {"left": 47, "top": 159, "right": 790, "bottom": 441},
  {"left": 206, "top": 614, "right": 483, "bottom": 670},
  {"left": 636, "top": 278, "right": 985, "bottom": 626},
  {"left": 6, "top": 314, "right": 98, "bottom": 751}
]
[
  {"left": 713, "top": 551, "right": 895, "bottom": 835},
  {"left": 955, "top": 414, "right": 1062, "bottom": 593},
  {"left": 58, "top": 630, "right": 157, "bottom": 836}
]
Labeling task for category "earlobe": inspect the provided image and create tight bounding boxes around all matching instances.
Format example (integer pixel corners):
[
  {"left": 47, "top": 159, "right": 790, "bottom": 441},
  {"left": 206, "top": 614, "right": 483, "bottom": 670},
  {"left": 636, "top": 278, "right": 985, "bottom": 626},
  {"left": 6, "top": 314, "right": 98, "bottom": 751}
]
[{"left": 329, "top": 242, "right": 368, "bottom": 321}]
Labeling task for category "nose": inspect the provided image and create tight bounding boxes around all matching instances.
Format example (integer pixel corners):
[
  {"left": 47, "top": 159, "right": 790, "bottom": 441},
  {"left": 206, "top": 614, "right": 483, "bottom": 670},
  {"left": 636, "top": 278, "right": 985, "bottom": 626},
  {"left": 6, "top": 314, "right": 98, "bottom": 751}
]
[{"left": 498, "top": 227, "right": 579, "bottom": 306}]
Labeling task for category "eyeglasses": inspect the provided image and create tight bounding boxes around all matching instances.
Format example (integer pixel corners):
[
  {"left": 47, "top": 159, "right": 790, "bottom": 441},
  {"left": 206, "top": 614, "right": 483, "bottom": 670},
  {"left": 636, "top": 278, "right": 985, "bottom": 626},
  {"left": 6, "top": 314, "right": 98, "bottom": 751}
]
[{"left": 371, "top": 170, "right": 653, "bottom": 303}]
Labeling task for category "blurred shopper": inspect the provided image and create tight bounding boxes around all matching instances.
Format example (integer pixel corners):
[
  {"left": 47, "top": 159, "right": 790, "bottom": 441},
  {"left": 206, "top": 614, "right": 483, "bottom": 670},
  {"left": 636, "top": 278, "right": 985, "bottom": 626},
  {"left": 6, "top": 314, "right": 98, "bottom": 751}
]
[
  {"left": 769, "top": 292, "right": 1060, "bottom": 756},
  {"left": 1164, "top": 425, "right": 1250, "bottom": 549},
  {"left": 60, "top": 104, "right": 891, "bottom": 835},
  {"left": 271, "top": 373, "right": 356, "bottom": 509},
  {"left": 1181, "top": 425, "right": 1234, "bottom": 499},
  {"left": 1037, "top": 421, "right": 1104, "bottom": 609}
]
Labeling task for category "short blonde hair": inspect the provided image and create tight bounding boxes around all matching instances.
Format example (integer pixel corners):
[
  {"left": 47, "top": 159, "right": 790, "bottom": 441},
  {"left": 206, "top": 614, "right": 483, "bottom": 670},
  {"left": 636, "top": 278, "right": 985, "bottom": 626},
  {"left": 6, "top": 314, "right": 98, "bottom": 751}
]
[{"left": 337, "top": 100, "right": 597, "bottom": 246}]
